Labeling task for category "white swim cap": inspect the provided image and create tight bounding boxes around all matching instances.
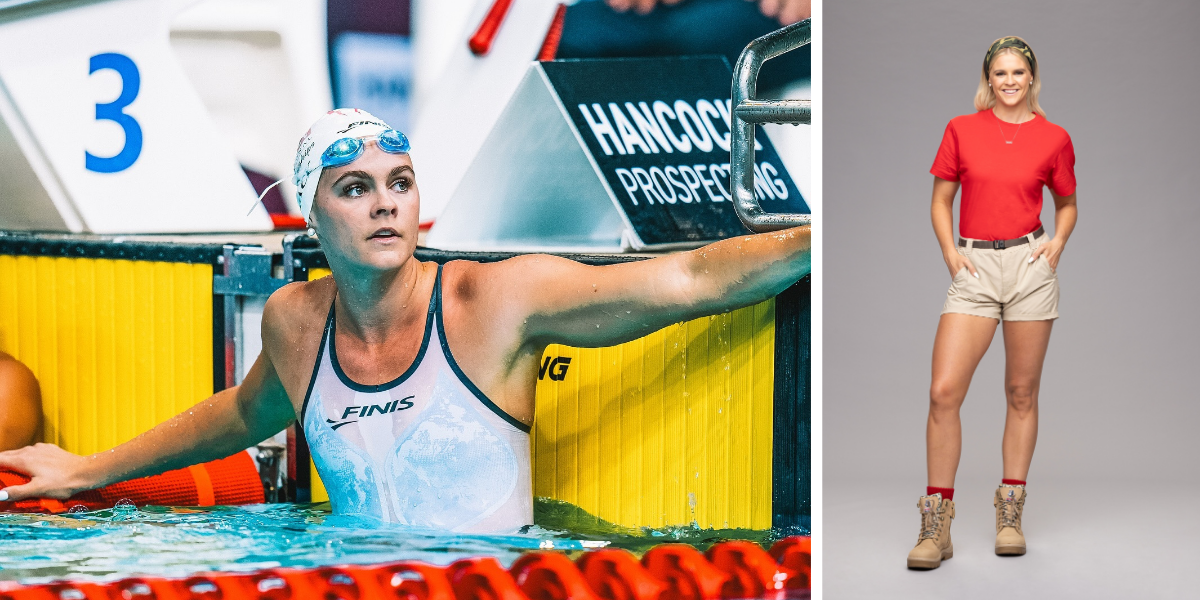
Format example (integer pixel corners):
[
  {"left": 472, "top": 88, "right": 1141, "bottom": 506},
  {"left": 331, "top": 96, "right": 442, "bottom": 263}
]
[{"left": 293, "top": 108, "right": 393, "bottom": 222}]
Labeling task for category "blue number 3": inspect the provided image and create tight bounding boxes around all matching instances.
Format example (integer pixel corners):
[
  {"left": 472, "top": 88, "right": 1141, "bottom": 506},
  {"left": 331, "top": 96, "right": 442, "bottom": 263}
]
[{"left": 86, "top": 53, "right": 142, "bottom": 173}]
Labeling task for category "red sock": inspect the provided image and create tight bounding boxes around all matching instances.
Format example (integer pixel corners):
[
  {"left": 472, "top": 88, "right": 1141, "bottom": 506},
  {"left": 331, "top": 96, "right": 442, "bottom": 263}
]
[
  {"left": 1002, "top": 479, "right": 1026, "bottom": 486},
  {"left": 926, "top": 486, "right": 954, "bottom": 501}
]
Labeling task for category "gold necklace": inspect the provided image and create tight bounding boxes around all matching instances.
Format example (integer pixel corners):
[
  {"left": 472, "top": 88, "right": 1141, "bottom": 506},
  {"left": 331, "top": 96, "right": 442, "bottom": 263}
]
[{"left": 995, "top": 111, "right": 1031, "bottom": 145}]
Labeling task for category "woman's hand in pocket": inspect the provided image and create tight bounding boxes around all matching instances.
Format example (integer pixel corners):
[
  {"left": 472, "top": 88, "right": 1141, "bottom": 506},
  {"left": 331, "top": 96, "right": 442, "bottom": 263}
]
[
  {"left": 944, "top": 250, "right": 978, "bottom": 280},
  {"left": 1030, "top": 239, "right": 1064, "bottom": 271}
]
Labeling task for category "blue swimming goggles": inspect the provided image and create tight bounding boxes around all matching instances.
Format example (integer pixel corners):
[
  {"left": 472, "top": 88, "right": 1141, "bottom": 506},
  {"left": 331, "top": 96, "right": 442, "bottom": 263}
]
[
  {"left": 320, "top": 129, "right": 411, "bottom": 168},
  {"left": 250, "top": 129, "right": 413, "bottom": 217}
]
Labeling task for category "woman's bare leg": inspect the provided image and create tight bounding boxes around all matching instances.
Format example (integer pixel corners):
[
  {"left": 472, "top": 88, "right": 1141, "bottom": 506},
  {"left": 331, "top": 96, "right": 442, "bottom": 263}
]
[
  {"left": 1000, "top": 320, "right": 1053, "bottom": 480},
  {"left": 927, "top": 313, "right": 998, "bottom": 488}
]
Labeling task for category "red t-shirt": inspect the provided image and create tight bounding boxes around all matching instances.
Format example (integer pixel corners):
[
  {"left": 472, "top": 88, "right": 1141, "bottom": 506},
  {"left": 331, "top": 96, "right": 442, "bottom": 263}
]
[{"left": 930, "top": 109, "right": 1076, "bottom": 240}]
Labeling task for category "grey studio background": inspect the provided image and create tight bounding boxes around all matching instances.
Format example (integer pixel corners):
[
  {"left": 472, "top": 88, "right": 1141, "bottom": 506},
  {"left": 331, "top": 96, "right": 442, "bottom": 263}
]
[{"left": 823, "top": 1, "right": 1200, "bottom": 598}]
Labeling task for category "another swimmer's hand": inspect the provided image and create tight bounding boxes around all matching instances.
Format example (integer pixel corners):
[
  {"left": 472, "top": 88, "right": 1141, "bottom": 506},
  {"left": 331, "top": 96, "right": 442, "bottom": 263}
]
[
  {"left": 945, "top": 250, "right": 978, "bottom": 280},
  {"left": 751, "top": 0, "right": 811, "bottom": 25},
  {"left": 1029, "top": 238, "right": 1063, "bottom": 272},
  {"left": 0, "top": 443, "right": 97, "bottom": 502},
  {"left": 605, "top": 0, "right": 682, "bottom": 16},
  {"left": 605, "top": 0, "right": 810, "bottom": 25}
]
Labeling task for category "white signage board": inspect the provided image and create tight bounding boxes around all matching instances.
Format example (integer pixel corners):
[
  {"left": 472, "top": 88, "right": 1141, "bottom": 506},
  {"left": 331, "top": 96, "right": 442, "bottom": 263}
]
[{"left": 0, "top": 0, "right": 272, "bottom": 233}]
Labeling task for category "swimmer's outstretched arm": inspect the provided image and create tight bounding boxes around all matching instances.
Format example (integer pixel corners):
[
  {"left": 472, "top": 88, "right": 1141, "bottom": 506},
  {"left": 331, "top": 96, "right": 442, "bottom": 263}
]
[
  {"left": 493, "top": 225, "right": 811, "bottom": 349},
  {"left": 0, "top": 348, "right": 296, "bottom": 502}
]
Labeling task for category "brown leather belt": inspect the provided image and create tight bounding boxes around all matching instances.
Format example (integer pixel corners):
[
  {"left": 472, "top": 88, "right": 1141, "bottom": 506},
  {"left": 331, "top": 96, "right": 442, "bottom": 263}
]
[{"left": 958, "top": 226, "right": 1045, "bottom": 250}]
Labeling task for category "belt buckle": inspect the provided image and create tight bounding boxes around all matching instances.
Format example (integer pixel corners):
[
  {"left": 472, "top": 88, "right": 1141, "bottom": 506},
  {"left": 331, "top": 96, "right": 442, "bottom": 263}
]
[{"left": 993, "top": 240, "right": 1006, "bottom": 250}]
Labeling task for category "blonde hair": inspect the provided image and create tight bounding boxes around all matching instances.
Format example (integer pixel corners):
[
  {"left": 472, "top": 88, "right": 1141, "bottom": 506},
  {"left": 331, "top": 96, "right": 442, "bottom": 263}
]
[{"left": 974, "top": 39, "right": 1045, "bottom": 118}]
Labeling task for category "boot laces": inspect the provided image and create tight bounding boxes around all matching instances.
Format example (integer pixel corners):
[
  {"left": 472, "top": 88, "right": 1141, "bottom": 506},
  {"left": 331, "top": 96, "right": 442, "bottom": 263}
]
[
  {"left": 998, "top": 494, "right": 1023, "bottom": 529},
  {"left": 919, "top": 508, "right": 940, "bottom": 540}
]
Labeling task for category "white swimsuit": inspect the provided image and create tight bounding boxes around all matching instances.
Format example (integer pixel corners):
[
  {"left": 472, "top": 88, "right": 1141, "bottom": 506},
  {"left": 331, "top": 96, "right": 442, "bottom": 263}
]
[{"left": 300, "top": 265, "right": 533, "bottom": 533}]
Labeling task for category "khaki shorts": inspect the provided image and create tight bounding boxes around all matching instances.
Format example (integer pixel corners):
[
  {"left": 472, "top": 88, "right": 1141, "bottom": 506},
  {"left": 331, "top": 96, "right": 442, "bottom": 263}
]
[{"left": 942, "top": 231, "right": 1059, "bottom": 321}]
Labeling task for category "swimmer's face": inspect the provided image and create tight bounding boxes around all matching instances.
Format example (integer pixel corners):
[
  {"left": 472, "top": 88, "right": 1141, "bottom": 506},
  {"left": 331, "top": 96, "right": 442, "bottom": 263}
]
[
  {"left": 988, "top": 52, "right": 1033, "bottom": 110},
  {"left": 308, "top": 143, "right": 419, "bottom": 271}
]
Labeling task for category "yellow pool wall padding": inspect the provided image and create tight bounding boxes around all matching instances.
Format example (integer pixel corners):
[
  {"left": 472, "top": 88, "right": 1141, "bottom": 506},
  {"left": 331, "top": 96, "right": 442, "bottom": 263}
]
[
  {"left": 534, "top": 300, "right": 775, "bottom": 530},
  {"left": 0, "top": 254, "right": 213, "bottom": 455},
  {"left": 305, "top": 267, "right": 774, "bottom": 529}
]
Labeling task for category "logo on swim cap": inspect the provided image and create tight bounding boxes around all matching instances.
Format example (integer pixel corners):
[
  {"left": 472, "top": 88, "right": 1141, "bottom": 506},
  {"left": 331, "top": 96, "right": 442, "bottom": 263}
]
[{"left": 293, "top": 108, "right": 394, "bottom": 223}]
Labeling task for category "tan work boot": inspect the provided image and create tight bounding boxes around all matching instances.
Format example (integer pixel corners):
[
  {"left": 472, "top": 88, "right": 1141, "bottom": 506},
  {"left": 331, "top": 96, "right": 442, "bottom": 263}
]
[
  {"left": 907, "top": 494, "right": 955, "bottom": 569},
  {"left": 994, "top": 484, "right": 1027, "bottom": 555}
]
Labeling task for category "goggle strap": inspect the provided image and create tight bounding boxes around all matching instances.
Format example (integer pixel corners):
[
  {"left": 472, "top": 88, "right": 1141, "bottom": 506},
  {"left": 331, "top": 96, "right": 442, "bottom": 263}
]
[{"left": 246, "top": 178, "right": 285, "bottom": 216}]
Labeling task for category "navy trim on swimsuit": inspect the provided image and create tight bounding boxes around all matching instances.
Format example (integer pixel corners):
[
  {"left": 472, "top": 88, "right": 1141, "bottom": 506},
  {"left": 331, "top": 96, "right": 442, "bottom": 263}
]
[
  {"left": 299, "top": 302, "right": 335, "bottom": 425},
  {"left": 328, "top": 276, "right": 437, "bottom": 393},
  {"left": 433, "top": 264, "right": 532, "bottom": 434}
]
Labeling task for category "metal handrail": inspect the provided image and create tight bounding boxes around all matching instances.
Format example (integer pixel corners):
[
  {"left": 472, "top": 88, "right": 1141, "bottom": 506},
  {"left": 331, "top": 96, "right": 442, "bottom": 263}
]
[{"left": 730, "top": 19, "right": 812, "bottom": 232}]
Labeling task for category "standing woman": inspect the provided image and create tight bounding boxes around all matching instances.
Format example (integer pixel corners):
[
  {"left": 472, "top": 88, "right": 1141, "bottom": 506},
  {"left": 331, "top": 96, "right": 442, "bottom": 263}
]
[{"left": 906, "top": 37, "right": 1077, "bottom": 570}]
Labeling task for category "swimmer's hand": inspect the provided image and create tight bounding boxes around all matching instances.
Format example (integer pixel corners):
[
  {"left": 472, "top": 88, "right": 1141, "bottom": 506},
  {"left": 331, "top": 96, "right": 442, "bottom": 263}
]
[{"left": 0, "top": 442, "right": 98, "bottom": 502}]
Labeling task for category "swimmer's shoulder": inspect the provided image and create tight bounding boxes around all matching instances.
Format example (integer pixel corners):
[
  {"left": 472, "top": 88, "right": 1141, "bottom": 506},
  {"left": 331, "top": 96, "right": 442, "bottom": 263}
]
[
  {"left": 0, "top": 351, "right": 40, "bottom": 399},
  {"left": 441, "top": 254, "right": 580, "bottom": 305},
  {"left": 0, "top": 351, "right": 35, "bottom": 380},
  {"left": 261, "top": 276, "right": 336, "bottom": 359}
]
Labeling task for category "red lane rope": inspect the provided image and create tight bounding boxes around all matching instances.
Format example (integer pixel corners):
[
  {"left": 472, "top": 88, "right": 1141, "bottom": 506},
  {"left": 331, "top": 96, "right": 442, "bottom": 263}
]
[
  {"left": 469, "top": 0, "right": 516, "bottom": 56},
  {"left": 537, "top": 4, "right": 568, "bottom": 62},
  {"left": 0, "top": 538, "right": 812, "bottom": 600}
]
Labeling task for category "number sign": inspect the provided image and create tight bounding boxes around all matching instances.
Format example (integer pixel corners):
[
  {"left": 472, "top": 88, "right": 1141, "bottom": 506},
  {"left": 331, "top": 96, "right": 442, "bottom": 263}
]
[
  {"left": 86, "top": 52, "right": 142, "bottom": 173},
  {"left": 0, "top": 0, "right": 271, "bottom": 233}
]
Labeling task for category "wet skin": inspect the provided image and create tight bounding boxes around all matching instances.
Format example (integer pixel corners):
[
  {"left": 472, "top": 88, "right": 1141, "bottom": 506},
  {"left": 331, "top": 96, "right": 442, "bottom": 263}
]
[{"left": 0, "top": 143, "right": 810, "bottom": 501}]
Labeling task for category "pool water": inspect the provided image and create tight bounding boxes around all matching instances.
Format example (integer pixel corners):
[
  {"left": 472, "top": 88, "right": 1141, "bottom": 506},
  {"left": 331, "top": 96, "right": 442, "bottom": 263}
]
[{"left": 0, "top": 499, "right": 807, "bottom": 584}]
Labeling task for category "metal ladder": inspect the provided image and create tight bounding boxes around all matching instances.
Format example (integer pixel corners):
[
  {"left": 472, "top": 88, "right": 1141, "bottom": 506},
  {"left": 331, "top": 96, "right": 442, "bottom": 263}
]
[{"left": 730, "top": 19, "right": 812, "bottom": 232}]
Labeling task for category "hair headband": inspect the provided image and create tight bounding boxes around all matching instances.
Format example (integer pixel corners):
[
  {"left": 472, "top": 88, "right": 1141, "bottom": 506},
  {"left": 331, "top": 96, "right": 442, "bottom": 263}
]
[{"left": 984, "top": 37, "right": 1037, "bottom": 78}]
